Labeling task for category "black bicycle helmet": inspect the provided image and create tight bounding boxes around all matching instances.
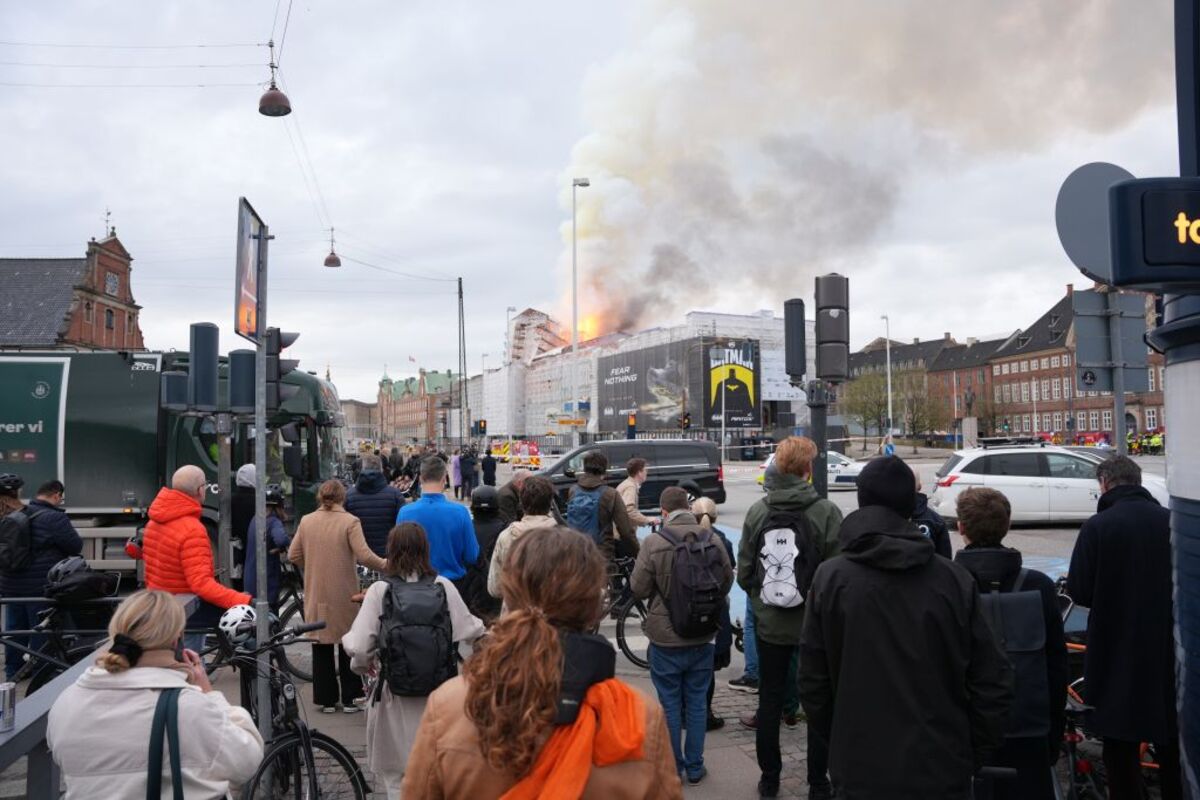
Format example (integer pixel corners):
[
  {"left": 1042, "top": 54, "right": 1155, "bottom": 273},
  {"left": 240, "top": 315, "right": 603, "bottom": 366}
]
[
  {"left": 46, "top": 555, "right": 90, "bottom": 586},
  {"left": 470, "top": 485, "right": 499, "bottom": 511},
  {"left": 264, "top": 484, "right": 285, "bottom": 506},
  {"left": 0, "top": 473, "right": 23, "bottom": 493}
]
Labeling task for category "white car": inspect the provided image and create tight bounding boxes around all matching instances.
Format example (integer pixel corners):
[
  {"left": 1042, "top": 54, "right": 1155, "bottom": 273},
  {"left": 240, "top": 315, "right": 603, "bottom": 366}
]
[
  {"left": 758, "top": 450, "right": 863, "bottom": 491},
  {"left": 928, "top": 444, "right": 1169, "bottom": 523}
]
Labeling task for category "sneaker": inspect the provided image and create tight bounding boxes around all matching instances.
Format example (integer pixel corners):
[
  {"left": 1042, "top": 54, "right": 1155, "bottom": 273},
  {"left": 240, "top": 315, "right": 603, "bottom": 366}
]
[
  {"left": 705, "top": 714, "right": 725, "bottom": 731},
  {"left": 728, "top": 675, "right": 759, "bottom": 693},
  {"left": 758, "top": 778, "right": 780, "bottom": 798},
  {"left": 342, "top": 704, "right": 363, "bottom": 714},
  {"left": 739, "top": 711, "right": 758, "bottom": 730},
  {"left": 687, "top": 767, "right": 708, "bottom": 786},
  {"left": 321, "top": 706, "right": 337, "bottom": 714},
  {"left": 783, "top": 712, "right": 799, "bottom": 728}
]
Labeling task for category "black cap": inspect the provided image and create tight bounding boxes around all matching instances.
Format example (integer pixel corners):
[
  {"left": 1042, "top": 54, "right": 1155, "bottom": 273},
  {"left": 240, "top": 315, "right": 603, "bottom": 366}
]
[
  {"left": 856, "top": 456, "right": 917, "bottom": 518},
  {"left": 471, "top": 485, "right": 499, "bottom": 511}
]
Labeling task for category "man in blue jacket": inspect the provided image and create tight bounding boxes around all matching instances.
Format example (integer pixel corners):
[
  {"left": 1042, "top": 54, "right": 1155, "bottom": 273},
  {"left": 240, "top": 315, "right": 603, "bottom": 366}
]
[
  {"left": 1, "top": 478, "right": 83, "bottom": 681},
  {"left": 397, "top": 457, "right": 479, "bottom": 592},
  {"left": 345, "top": 454, "right": 405, "bottom": 557}
]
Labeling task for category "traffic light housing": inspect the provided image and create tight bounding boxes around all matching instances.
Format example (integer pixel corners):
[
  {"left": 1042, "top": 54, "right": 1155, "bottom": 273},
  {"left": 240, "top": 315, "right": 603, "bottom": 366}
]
[
  {"left": 678, "top": 411, "right": 691, "bottom": 430},
  {"left": 265, "top": 327, "right": 300, "bottom": 414},
  {"left": 479, "top": 419, "right": 487, "bottom": 435},
  {"left": 626, "top": 414, "right": 637, "bottom": 440},
  {"left": 784, "top": 298, "right": 806, "bottom": 385},
  {"left": 814, "top": 274, "right": 849, "bottom": 383}
]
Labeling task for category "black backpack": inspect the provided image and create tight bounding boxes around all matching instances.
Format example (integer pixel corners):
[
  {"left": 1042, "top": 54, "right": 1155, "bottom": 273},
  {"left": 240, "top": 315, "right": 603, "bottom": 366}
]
[
  {"left": 658, "top": 526, "right": 725, "bottom": 639},
  {"left": 979, "top": 569, "right": 1050, "bottom": 738},
  {"left": 751, "top": 507, "right": 822, "bottom": 609},
  {"left": 0, "top": 506, "right": 44, "bottom": 574},
  {"left": 377, "top": 576, "right": 457, "bottom": 698}
]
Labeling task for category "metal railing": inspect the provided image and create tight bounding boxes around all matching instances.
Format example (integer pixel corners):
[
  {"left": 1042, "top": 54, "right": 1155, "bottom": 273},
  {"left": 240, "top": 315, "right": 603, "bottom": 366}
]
[{"left": 0, "top": 594, "right": 198, "bottom": 799}]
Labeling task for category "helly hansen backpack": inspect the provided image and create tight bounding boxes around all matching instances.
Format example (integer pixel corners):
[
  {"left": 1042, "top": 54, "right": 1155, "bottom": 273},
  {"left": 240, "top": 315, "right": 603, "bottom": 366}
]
[
  {"left": 658, "top": 526, "right": 725, "bottom": 639},
  {"left": 752, "top": 507, "right": 822, "bottom": 609},
  {"left": 377, "top": 575, "right": 457, "bottom": 698},
  {"left": 566, "top": 485, "right": 605, "bottom": 544},
  {"left": 979, "top": 569, "right": 1050, "bottom": 738},
  {"left": 0, "top": 506, "right": 44, "bottom": 575}
]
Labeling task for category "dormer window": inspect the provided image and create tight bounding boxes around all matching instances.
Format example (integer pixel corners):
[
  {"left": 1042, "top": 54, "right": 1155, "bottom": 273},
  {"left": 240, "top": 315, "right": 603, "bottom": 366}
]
[{"left": 1018, "top": 336, "right": 1032, "bottom": 348}]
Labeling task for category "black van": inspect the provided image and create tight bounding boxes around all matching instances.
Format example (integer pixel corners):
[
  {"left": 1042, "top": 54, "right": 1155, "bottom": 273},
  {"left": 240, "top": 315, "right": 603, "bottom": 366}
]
[{"left": 538, "top": 439, "right": 725, "bottom": 512}]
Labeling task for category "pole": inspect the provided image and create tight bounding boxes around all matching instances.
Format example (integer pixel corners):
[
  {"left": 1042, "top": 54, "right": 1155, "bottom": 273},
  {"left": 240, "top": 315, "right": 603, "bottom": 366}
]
[
  {"left": 252, "top": 225, "right": 272, "bottom": 742},
  {"left": 1108, "top": 290, "right": 1128, "bottom": 455},
  {"left": 1164, "top": 2, "right": 1200, "bottom": 790},
  {"left": 458, "top": 277, "right": 466, "bottom": 449},
  {"left": 571, "top": 183, "right": 580, "bottom": 448},
  {"left": 1033, "top": 372, "right": 1039, "bottom": 436},
  {"left": 807, "top": 379, "right": 828, "bottom": 498},
  {"left": 216, "top": 412, "right": 232, "bottom": 586},
  {"left": 883, "top": 316, "right": 893, "bottom": 434},
  {"left": 720, "top": 371, "right": 727, "bottom": 462}
]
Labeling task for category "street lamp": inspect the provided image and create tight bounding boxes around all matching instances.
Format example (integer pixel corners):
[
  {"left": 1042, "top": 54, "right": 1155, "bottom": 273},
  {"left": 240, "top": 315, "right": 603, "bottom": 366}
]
[
  {"left": 323, "top": 227, "right": 341, "bottom": 268},
  {"left": 258, "top": 40, "right": 292, "bottom": 117},
  {"left": 571, "top": 177, "right": 590, "bottom": 446},
  {"left": 505, "top": 306, "right": 517, "bottom": 365},
  {"left": 881, "top": 315, "right": 893, "bottom": 438}
]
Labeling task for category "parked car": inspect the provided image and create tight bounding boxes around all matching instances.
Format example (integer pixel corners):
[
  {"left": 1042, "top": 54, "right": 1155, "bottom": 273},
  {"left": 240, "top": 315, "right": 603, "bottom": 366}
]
[
  {"left": 756, "top": 450, "right": 863, "bottom": 491},
  {"left": 928, "top": 443, "right": 1169, "bottom": 523},
  {"left": 537, "top": 439, "right": 726, "bottom": 511}
]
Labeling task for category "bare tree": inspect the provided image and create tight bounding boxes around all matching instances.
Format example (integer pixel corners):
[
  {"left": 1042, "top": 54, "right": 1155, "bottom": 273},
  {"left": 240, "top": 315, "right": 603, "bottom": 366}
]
[
  {"left": 895, "top": 369, "right": 950, "bottom": 453},
  {"left": 840, "top": 372, "right": 888, "bottom": 453}
]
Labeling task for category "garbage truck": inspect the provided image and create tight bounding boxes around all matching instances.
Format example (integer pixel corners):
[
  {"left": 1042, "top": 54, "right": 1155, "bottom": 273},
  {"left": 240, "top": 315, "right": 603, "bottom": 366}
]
[{"left": 0, "top": 349, "right": 344, "bottom": 577}]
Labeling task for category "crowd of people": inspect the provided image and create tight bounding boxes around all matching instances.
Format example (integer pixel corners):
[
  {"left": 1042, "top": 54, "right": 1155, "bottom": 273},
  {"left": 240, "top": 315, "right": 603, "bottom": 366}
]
[{"left": 0, "top": 430, "right": 1184, "bottom": 799}]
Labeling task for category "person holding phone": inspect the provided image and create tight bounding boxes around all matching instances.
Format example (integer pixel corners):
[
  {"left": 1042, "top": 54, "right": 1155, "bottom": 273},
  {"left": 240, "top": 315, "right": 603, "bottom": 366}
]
[{"left": 46, "top": 590, "right": 264, "bottom": 799}]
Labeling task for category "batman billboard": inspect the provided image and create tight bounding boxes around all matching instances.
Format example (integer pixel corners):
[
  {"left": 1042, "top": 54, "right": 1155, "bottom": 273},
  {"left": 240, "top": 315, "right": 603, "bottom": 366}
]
[{"left": 704, "top": 340, "right": 761, "bottom": 428}]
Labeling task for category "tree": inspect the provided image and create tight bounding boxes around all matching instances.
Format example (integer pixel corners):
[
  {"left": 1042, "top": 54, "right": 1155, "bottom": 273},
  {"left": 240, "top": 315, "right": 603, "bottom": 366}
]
[
  {"left": 895, "top": 369, "right": 950, "bottom": 453},
  {"left": 971, "top": 388, "right": 1001, "bottom": 438},
  {"left": 840, "top": 372, "right": 888, "bottom": 452}
]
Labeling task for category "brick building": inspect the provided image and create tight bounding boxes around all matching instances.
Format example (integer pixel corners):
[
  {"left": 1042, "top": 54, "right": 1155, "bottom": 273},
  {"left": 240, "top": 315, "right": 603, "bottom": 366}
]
[
  {"left": 926, "top": 336, "right": 1011, "bottom": 434},
  {"left": 377, "top": 368, "right": 459, "bottom": 444},
  {"left": 0, "top": 233, "right": 145, "bottom": 349}
]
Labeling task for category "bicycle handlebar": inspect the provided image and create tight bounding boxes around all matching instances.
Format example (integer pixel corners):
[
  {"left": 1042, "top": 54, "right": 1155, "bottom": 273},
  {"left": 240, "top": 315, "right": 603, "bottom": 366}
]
[{"left": 289, "top": 621, "right": 327, "bottom": 636}]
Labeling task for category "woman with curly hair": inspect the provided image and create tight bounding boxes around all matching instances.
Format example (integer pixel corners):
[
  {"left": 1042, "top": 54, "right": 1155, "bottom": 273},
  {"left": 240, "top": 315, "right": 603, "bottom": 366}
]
[{"left": 402, "top": 526, "right": 681, "bottom": 799}]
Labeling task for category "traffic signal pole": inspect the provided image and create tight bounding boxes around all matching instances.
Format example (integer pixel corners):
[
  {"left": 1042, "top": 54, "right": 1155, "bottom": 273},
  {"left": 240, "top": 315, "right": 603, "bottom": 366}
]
[{"left": 252, "top": 224, "right": 273, "bottom": 743}]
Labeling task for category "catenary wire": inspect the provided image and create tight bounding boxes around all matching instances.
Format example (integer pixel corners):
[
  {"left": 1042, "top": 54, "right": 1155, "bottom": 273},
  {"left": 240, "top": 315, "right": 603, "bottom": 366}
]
[
  {"left": 0, "top": 60, "right": 261, "bottom": 69},
  {"left": 0, "top": 40, "right": 266, "bottom": 50},
  {"left": 275, "top": 0, "right": 295, "bottom": 67}
]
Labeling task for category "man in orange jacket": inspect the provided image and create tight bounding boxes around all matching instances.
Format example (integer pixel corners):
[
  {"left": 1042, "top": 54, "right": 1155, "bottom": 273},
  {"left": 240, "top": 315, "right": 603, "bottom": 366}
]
[{"left": 143, "top": 465, "right": 251, "bottom": 648}]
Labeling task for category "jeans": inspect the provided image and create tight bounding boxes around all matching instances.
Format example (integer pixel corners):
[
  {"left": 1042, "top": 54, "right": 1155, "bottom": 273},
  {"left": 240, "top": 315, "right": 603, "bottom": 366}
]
[
  {"left": 742, "top": 598, "right": 759, "bottom": 681},
  {"left": 4, "top": 602, "right": 46, "bottom": 681},
  {"left": 756, "top": 638, "right": 828, "bottom": 787},
  {"left": 649, "top": 642, "right": 715, "bottom": 778},
  {"left": 182, "top": 599, "right": 225, "bottom": 653}
]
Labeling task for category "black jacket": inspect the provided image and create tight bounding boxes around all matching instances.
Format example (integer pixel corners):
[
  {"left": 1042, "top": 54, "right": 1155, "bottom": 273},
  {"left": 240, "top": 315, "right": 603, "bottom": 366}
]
[
  {"left": 912, "top": 492, "right": 952, "bottom": 559},
  {"left": 344, "top": 470, "right": 405, "bottom": 557},
  {"left": 799, "top": 506, "right": 1013, "bottom": 800},
  {"left": 481, "top": 454, "right": 497, "bottom": 486},
  {"left": 497, "top": 479, "right": 523, "bottom": 526},
  {"left": 0, "top": 500, "right": 84, "bottom": 596},
  {"left": 460, "top": 511, "right": 507, "bottom": 620},
  {"left": 954, "top": 545, "right": 1068, "bottom": 758},
  {"left": 1067, "top": 484, "right": 1176, "bottom": 741},
  {"left": 712, "top": 526, "right": 735, "bottom": 669},
  {"left": 230, "top": 487, "right": 256, "bottom": 571}
]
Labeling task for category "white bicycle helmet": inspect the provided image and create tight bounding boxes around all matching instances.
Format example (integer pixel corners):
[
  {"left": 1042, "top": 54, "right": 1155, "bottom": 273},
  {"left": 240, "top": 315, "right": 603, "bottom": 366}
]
[{"left": 218, "top": 604, "right": 257, "bottom": 645}]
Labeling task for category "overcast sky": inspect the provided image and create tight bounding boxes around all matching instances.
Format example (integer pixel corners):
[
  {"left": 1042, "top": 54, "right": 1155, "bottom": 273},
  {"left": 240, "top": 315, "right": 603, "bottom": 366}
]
[{"left": 0, "top": 1, "right": 1183, "bottom": 402}]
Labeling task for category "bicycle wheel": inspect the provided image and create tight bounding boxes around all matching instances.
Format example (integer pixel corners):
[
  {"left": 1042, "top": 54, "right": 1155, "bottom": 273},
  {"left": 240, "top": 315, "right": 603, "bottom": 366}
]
[
  {"left": 245, "top": 730, "right": 370, "bottom": 800},
  {"left": 276, "top": 596, "right": 314, "bottom": 683},
  {"left": 616, "top": 599, "right": 650, "bottom": 670},
  {"left": 25, "top": 645, "right": 95, "bottom": 697}
]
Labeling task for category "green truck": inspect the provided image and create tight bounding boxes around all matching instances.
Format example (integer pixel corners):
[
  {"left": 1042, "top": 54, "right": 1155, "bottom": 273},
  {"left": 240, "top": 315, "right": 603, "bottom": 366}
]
[{"left": 0, "top": 350, "right": 344, "bottom": 575}]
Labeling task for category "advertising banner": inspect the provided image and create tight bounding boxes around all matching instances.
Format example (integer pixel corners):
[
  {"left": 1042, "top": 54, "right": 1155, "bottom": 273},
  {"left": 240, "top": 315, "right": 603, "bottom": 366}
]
[
  {"left": 0, "top": 357, "right": 69, "bottom": 490},
  {"left": 235, "top": 197, "right": 265, "bottom": 343},
  {"left": 597, "top": 341, "right": 701, "bottom": 432},
  {"left": 704, "top": 340, "right": 761, "bottom": 428}
]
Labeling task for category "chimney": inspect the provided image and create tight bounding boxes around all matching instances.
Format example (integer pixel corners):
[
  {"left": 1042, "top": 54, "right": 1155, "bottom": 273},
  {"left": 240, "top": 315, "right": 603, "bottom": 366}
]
[
  {"left": 967, "top": 337, "right": 978, "bottom": 346},
  {"left": 912, "top": 338, "right": 920, "bottom": 345},
  {"left": 944, "top": 332, "right": 951, "bottom": 341},
  {"left": 1066, "top": 283, "right": 1074, "bottom": 298}
]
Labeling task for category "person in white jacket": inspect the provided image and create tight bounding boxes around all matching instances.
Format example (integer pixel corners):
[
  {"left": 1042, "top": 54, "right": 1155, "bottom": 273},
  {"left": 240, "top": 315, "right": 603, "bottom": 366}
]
[
  {"left": 47, "top": 590, "right": 263, "bottom": 799},
  {"left": 343, "top": 521, "right": 484, "bottom": 798}
]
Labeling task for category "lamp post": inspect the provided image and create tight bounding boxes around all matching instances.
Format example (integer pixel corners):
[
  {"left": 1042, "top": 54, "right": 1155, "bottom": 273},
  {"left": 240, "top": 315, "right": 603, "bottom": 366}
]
[
  {"left": 504, "top": 306, "right": 517, "bottom": 365},
  {"left": 881, "top": 315, "right": 893, "bottom": 436},
  {"left": 571, "top": 177, "right": 590, "bottom": 446}
]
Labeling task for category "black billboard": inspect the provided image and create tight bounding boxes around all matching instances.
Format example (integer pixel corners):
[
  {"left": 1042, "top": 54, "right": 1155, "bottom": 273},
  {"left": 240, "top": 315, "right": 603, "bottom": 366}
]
[{"left": 596, "top": 337, "right": 761, "bottom": 432}]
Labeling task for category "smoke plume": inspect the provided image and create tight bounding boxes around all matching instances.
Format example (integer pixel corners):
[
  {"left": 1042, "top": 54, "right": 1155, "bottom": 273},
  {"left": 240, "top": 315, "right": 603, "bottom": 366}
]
[{"left": 560, "top": 0, "right": 1173, "bottom": 334}]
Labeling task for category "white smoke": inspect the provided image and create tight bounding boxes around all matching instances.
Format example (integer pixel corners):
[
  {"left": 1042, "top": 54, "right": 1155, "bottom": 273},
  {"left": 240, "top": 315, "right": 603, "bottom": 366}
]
[{"left": 560, "top": 0, "right": 1173, "bottom": 332}]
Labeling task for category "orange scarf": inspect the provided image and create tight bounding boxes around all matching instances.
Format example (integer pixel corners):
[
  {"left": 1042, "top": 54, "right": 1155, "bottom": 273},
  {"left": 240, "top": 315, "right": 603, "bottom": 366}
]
[{"left": 500, "top": 678, "right": 646, "bottom": 800}]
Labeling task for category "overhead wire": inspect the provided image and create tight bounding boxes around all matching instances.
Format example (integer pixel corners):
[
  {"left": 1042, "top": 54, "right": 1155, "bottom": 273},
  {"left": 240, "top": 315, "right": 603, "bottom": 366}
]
[
  {"left": 0, "top": 40, "right": 266, "bottom": 50},
  {"left": 275, "top": 0, "right": 295, "bottom": 67},
  {"left": 0, "top": 81, "right": 260, "bottom": 88},
  {"left": 0, "top": 60, "right": 261, "bottom": 69},
  {"left": 341, "top": 255, "right": 458, "bottom": 283}
]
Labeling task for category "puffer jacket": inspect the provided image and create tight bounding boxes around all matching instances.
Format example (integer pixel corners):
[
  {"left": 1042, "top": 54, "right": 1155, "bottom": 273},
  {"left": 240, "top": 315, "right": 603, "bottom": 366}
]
[
  {"left": 344, "top": 470, "right": 405, "bottom": 557},
  {"left": 0, "top": 499, "right": 83, "bottom": 596},
  {"left": 142, "top": 487, "right": 250, "bottom": 610},
  {"left": 630, "top": 510, "right": 733, "bottom": 648}
]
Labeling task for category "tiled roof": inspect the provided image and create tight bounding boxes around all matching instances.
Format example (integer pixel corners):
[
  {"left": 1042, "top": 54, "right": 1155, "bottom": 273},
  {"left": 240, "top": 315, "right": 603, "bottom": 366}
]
[
  {"left": 928, "top": 337, "right": 1010, "bottom": 372},
  {"left": 992, "top": 296, "right": 1073, "bottom": 359},
  {"left": 0, "top": 258, "right": 86, "bottom": 346},
  {"left": 850, "top": 338, "right": 953, "bottom": 373}
]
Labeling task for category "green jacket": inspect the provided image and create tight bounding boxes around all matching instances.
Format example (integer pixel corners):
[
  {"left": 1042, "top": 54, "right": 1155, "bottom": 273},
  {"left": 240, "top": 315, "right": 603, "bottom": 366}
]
[{"left": 737, "top": 474, "right": 843, "bottom": 646}]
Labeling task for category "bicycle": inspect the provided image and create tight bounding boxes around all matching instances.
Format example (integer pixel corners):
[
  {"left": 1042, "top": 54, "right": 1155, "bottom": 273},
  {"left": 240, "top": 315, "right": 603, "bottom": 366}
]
[
  {"left": 273, "top": 560, "right": 314, "bottom": 683},
  {"left": 0, "top": 598, "right": 119, "bottom": 696},
  {"left": 1060, "top": 691, "right": 1107, "bottom": 799},
  {"left": 599, "top": 555, "right": 652, "bottom": 670},
  {"left": 221, "top": 620, "right": 371, "bottom": 799}
]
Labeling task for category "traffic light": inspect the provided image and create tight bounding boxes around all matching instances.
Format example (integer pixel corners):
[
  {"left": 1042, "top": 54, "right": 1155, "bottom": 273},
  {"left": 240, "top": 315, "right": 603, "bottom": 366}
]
[
  {"left": 814, "top": 274, "right": 849, "bottom": 383},
  {"left": 265, "top": 327, "right": 300, "bottom": 414},
  {"left": 678, "top": 411, "right": 691, "bottom": 430},
  {"left": 784, "top": 298, "right": 806, "bottom": 385},
  {"left": 479, "top": 419, "right": 487, "bottom": 435},
  {"left": 1003, "top": 418, "right": 1011, "bottom": 433},
  {"left": 627, "top": 414, "right": 637, "bottom": 440}
]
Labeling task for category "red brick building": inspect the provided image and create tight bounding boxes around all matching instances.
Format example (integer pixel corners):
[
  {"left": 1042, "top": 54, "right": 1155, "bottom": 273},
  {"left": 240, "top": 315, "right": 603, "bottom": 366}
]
[{"left": 0, "top": 233, "right": 145, "bottom": 350}]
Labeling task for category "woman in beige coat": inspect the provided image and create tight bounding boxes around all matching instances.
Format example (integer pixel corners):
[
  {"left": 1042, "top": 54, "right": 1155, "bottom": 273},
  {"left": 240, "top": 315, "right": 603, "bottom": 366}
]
[
  {"left": 288, "top": 479, "right": 387, "bottom": 712},
  {"left": 343, "top": 522, "right": 484, "bottom": 799}
]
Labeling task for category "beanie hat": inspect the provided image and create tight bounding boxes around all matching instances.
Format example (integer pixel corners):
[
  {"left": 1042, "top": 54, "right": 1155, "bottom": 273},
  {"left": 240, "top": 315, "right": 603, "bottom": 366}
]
[
  {"left": 856, "top": 456, "right": 917, "bottom": 518},
  {"left": 235, "top": 463, "right": 256, "bottom": 489}
]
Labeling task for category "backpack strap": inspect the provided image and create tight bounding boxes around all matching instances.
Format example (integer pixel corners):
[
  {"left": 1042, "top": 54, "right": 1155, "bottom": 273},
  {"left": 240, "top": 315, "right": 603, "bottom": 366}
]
[
  {"left": 146, "top": 688, "right": 184, "bottom": 800},
  {"left": 657, "top": 526, "right": 682, "bottom": 546},
  {"left": 1011, "top": 568, "right": 1030, "bottom": 593}
]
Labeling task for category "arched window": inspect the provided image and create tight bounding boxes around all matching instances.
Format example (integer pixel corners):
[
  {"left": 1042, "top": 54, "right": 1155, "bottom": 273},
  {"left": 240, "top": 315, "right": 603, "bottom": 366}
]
[{"left": 104, "top": 309, "right": 114, "bottom": 330}]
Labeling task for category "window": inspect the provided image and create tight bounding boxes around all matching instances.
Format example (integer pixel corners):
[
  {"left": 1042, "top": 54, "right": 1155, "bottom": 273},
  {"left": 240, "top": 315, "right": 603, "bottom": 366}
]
[
  {"left": 1077, "top": 412, "right": 1087, "bottom": 431},
  {"left": 1046, "top": 453, "right": 1096, "bottom": 480},
  {"left": 1053, "top": 412, "right": 1063, "bottom": 431},
  {"left": 1051, "top": 356, "right": 1061, "bottom": 368},
  {"left": 1041, "top": 379, "right": 1050, "bottom": 399},
  {"left": 1022, "top": 414, "right": 1031, "bottom": 432},
  {"left": 978, "top": 369, "right": 985, "bottom": 383},
  {"left": 1021, "top": 383, "right": 1030, "bottom": 403},
  {"left": 1041, "top": 358, "right": 1050, "bottom": 370},
  {"left": 960, "top": 457, "right": 988, "bottom": 475},
  {"left": 1102, "top": 410, "right": 1113, "bottom": 430},
  {"left": 1031, "top": 381, "right": 1039, "bottom": 401},
  {"left": 993, "top": 364, "right": 1001, "bottom": 376},
  {"left": 1149, "top": 366, "right": 1156, "bottom": 392},
  {"left": 1043, "top": 413, "right": 1052, "bottom": 432},
  {"left": 994, "top": 385, "right": 1003, "bottom": 403},
  {"left": 989, "top": 452, "right": 1042, "bottom": 477},
  {"left": 1159, "top": 367, "right": 1165, "bottom": 389},
  {"left": 1063, "top": 354, "right": 1071, "bottom": 367},
  {"left": 1021, "top": 360, "right": 1029, "bottom": 372},
  {"left": 1063, "top": 381, "right": 1070, "bottom": 400},
  {"left": 104, "top": 308, "right": 114, "bottom": 329},
  {"left": 1002, "top": 384, "right": 1012, "bottom": 403},
  {"left": 1002, "top": 363, "right": 1010, "bottom": 375},
  {"left": 1146, "top": 407, "right": 1159, "bottom": 430},
  {"left": 1052, "top": 378, "right": 1061, "bottom": 399},
  {"left": 83, "top": 302, "right": 93, "bottom": 322},
  {"left": 1089, "top": 410, "right": 1099, "bottom": 430}
]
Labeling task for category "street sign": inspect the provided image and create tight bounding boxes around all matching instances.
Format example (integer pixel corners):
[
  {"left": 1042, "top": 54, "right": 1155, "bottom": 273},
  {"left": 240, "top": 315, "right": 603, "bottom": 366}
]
[
  {"left": 235, "top": 198, "right": 266, "bottom": 343},
  {"left": 1072, "top": 289, "right": 1149, "bottom": 393},
  {"left": 557, "top": 418, "right": 586, "bottom": 426},
  {"left": 1110, "top": 177, "right": 1200, "bottom": 290},
  {"left": 1056, "top": 162, "right": 1136, "bottom": 284}
]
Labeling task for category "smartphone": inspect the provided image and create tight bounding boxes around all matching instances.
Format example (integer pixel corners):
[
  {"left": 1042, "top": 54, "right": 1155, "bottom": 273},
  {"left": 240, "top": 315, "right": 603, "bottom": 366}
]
[{"left": 173, "top": 638, "right": 185, "bottom": 662}]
